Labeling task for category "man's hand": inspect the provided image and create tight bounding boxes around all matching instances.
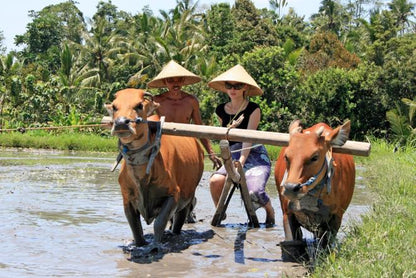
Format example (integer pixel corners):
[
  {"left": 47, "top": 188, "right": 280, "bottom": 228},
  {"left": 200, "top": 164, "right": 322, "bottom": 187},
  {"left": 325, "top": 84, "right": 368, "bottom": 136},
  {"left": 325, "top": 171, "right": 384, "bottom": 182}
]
[{"left": 209, "top": 153, "right": 222, "bottom": 170}]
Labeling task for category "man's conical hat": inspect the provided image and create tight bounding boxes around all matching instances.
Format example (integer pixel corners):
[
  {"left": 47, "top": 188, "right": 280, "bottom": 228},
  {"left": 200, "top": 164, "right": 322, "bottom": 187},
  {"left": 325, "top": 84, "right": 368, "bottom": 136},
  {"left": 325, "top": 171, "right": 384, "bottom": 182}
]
[
  {"left": 147, "top": 60, "right": 201, "bottom": 88},
  {"left": 208, "top": 64, "right": 263, "bottom": 96}
]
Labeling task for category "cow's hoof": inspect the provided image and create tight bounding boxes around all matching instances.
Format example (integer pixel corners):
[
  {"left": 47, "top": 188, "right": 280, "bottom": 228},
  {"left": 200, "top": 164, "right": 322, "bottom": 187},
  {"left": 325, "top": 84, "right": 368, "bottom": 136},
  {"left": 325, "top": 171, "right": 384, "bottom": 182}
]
[
  {"left": 265, "top": 218, "right": 275, "bottom": 228},
  {"left": 122, "top": 240, "right": 147, "bottom": 253},
  {"left": 185, "top": 211, "right": 197, "bottom": 223},
  {"left": 141, "top": 242, "right": 164, "bottom": 254},
  {"left": 279, "top": 240, "right": 309, "bottom": 262}
]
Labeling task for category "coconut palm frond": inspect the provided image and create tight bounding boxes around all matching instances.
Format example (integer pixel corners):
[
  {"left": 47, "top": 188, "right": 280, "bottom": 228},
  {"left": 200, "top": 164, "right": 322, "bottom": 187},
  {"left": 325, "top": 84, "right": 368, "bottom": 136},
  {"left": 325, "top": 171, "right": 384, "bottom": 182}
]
[
  {"left": 80, "top": 73, "right": 101, "bottom": 88},
  {"left": 401, "top": 98, "right": 416, "bottom": 127},
  {"left": 387, "top": 109, "right": 413, "bottom": 147}
]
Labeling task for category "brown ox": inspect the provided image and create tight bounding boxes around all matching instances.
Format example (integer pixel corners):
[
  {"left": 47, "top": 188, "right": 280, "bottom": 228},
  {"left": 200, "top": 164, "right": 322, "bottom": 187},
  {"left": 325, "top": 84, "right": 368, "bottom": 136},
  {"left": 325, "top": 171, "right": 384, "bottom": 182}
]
[
  {"left": 106, "top": 89, "right": 204, "bottom": 247},
  {"left": 275, "top": 120, "right": 355, "bottom": 248}
]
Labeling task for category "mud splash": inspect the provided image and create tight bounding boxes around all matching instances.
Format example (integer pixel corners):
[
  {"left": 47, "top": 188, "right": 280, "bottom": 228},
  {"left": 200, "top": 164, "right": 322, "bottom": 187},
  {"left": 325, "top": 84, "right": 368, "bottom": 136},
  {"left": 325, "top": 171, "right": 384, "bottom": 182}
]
[{"left": 0, "top": 149, "right": 370, "bottom": 277}]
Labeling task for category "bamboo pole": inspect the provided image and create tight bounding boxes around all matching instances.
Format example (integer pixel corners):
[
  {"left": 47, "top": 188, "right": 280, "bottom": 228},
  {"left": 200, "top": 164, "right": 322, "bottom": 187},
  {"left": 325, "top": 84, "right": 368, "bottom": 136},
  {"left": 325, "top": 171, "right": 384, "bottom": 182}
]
[{"left": 101, "top": 117, "right": 371, "bottom": 157}]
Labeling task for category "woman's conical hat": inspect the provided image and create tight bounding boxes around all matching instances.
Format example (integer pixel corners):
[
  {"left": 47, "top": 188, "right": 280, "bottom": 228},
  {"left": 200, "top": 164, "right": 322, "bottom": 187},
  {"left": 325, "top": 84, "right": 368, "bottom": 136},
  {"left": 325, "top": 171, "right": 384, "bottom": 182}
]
[
  {"left": 208, "top": 64, "right": 263, "bottom": 96},
  {"left": 147, "top": 60, "right": 201, "bottom": 88}
]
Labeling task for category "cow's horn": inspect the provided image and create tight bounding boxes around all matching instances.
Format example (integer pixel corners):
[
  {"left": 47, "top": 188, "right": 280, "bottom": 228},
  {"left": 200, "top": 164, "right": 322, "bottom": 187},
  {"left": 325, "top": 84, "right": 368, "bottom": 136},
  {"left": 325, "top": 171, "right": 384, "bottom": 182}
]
[
  {"left": 289, "top": 119, "right": 302, "bottom": 135},
  {"left": 316, "top": 126, "right": 325, "bottom": 137},
  {"left": 144, "top": 91, "right": 154, "bottom": 101}
]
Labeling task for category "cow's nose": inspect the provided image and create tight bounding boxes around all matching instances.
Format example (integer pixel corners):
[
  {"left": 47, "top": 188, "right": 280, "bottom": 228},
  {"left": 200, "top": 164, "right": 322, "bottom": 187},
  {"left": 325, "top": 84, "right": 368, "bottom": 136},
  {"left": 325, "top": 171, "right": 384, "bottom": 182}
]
[
  {"left": 115, "top": 117, "right": 131, "bottom": 126},
  {"left": 285, "top": 183, "right": 301, "bottom": 192}
]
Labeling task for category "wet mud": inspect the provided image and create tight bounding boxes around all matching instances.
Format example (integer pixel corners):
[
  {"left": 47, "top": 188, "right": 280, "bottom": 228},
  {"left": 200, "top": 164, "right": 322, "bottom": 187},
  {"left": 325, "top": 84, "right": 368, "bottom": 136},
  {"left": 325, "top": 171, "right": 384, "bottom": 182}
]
[{"left": 0, "top": 149, "right": 371, "bottom": 277}]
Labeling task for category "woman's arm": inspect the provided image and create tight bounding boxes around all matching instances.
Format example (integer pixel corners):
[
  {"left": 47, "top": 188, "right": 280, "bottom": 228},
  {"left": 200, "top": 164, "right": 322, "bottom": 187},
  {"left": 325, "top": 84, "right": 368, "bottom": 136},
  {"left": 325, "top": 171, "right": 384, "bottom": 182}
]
[{"left": 239, "top": 107, "right": 261, "bottom": 166}]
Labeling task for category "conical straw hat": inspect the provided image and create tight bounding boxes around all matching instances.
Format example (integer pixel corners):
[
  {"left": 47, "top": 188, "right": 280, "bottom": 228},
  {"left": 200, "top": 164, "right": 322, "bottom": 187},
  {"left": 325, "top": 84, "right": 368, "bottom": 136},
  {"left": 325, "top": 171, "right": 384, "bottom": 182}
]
[
  {"left": 208, "top": 64, "right": 263, "bottom": 96},
  {"left": 147, "top": 60, "right": 201, "bottom": 88}
]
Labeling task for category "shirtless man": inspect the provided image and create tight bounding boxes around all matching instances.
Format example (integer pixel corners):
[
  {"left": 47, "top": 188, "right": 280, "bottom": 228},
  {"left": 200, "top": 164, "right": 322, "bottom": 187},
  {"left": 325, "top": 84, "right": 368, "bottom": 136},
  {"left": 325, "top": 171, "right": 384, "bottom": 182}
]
[{"left": 148, "top": 60, "right": 222, "bottom": 222}]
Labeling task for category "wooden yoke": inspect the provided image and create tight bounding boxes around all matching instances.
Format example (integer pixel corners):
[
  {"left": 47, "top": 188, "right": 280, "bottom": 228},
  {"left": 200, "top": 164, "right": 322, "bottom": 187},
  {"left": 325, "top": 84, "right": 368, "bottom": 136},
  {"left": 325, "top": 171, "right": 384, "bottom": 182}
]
[
  {"left": 211, "top": 140, "right": 260, "bottom": 228},
  {"left": 102, "top": 117, "right": 371, "bottom": 156}
]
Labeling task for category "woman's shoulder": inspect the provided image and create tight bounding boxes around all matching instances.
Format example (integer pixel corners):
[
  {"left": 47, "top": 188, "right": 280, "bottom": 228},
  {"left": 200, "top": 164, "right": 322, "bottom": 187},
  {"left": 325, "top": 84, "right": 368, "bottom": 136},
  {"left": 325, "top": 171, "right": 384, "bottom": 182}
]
[
  {"left": 216, "top": 102, "right": 226, "bottom": 110},
  {"left": 215, "top": 102, "right": 227, "bottom": 114},
  {"left": 248, "top": 101, "right": 259, "bottom": 108},
  {"left": 245, "top": 101, "right": 259, "bottom": 112}
]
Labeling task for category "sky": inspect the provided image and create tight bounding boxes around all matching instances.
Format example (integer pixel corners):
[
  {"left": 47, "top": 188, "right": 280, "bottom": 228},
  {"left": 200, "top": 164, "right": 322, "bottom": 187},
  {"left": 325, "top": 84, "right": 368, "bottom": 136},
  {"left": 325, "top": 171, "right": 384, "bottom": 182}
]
[{"left": 0, "top": 0, "right": 321, "bottom": 52}]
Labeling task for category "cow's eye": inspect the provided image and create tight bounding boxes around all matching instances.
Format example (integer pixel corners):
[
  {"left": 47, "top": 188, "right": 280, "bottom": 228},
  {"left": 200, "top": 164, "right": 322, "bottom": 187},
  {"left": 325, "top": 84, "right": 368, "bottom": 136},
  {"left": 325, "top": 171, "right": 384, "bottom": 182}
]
[
  {"left": 311, "top": 154, "right": 319, "bottom": 163},
  {"left": 134, "top": 103, "right": 143, "bottom": 111},
  {"left": 284, "top": 155, "right": 290, "bottom": 166},
  {"left": 112, "top": 104, "right": 118, "bottom": 112}
]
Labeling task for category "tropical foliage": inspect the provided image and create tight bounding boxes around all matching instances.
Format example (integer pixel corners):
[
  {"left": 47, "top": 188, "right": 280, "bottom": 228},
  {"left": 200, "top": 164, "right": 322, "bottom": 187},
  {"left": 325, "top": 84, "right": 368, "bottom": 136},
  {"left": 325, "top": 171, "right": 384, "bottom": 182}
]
[{"left": 0, "top": 0, "right": 415, "bottom": 144}]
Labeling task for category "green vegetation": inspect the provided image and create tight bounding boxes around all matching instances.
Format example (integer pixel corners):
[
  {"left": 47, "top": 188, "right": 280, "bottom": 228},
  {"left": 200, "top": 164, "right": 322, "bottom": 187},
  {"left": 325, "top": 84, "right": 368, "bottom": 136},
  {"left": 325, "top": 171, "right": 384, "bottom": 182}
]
[
  {"left": 0, "top": 130, "right": 117, "bottom": 152},
  {"left": 0, "top": 0, "right": 415, "bottom": 144},
  {"left": 313, "top": 140, "right": 416, "bottom": 277}
]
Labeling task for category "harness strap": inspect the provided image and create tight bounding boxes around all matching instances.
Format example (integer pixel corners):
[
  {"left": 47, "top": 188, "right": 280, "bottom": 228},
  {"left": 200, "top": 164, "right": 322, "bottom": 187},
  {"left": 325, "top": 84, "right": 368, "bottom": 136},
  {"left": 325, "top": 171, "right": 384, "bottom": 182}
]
[
  {"left": 300, "top": 157, "right": 327, "bottom": 188},
  {"left": 145, "top": 117, "right": 164, "bottom": 174},
  {"left": 116, "top": 116, "right": 164, "bottom": 174},
  {"left": 325, "top": 152, "right": 334, "bottom": 194},
  {"left": 281, "top": 152, "right": 334, "bottom": 195}
]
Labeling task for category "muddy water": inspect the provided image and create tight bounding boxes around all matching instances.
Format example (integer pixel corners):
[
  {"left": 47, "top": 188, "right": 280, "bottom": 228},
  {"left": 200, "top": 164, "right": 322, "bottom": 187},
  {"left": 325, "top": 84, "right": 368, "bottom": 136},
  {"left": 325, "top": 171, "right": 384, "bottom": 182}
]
[{"left": 0, "top": 149, "right": 371, "bottom": 277}]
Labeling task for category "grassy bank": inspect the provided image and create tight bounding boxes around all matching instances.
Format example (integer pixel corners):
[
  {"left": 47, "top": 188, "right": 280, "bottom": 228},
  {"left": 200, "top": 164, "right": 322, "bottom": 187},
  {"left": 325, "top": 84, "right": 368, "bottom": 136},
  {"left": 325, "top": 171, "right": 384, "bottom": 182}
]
[
  {"left": 313, "top": 140, "right": 416, "bottom": 277},
  {"left": 0, "top": 130, "right": 118, "bottom": 152},
  {"left": 0, "top": 130, "right": 283, "bottom": 160}
]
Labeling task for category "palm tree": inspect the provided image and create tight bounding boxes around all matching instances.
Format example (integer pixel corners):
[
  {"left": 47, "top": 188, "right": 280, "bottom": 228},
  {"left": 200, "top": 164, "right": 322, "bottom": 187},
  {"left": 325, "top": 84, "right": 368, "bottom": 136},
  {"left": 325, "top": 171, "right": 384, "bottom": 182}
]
[
  {"left": 120, "top": 0, "right": 208, "bottom": 85},
  {"left": 79, "top": 17, "right": 121, "bottom": 83},
  {"left": 387, "top": 97, "right": 416, "bottom": 148},
  {"left": 312, "top": 0, "right": 348, "bottom": 36},
  {"left": 388, "top": 0, "right": 415, "bottom": 35},
  {"left": 269, "top": 0, "right": 288, "bottom": 19},
  {"left": 161, "top": 0, "right": 207, "bottom": 67},
  {"left": 117, "top": 12, "right": 169, "bottom": 86},
  {"left": 0, "top": 53, "right": 23, "bottom": 128},
  {"left": 58, "top": 44, "right": 100, "bottom": 109}
]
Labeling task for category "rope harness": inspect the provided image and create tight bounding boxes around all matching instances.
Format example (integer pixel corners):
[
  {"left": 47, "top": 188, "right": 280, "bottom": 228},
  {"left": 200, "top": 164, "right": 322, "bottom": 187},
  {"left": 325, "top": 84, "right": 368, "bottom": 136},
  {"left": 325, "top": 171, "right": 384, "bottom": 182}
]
[
  {"left": 280, "top": 152, "right": 334, "bottom": 198},
  {"left": 225, "top": 114, "right": 244, "bottom": 141},
  {"left": 112, "top": 116, "right": 164, "bottom": 175}
]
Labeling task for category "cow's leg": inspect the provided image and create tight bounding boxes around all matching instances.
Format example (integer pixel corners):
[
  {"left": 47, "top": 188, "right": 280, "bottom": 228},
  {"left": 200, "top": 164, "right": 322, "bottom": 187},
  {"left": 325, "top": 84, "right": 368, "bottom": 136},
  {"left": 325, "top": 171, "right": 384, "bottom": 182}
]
[
  {"left": 153, "top": 196, "right": 177, "bottom": 243},
  {"left": 171, "top": 201, "right": 192, "bottom": 234},
  {"left": 124, "top": 202, "right": 146, "bottom": 246},
  {"left": 282, "top": 212, "right": 303, "bottom": 241},
  {"left": 288, "top": 213, "right": 303, "bottom": 241},
  {"left": 282, "top": 213, "right": 293, "bottom": 240},
  {"left": 318, "top": 214, "right": 342, "bottom": 248},
  {"left": 185, "top": 196, "right": 197, "bottom": 223}
]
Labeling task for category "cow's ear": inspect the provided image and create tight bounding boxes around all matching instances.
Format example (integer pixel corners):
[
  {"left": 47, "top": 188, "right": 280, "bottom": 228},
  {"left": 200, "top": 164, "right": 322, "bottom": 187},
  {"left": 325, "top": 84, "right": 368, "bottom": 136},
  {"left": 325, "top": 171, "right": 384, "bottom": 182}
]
[
  {"left": 146, "top": 100, "right": 160, "bottom": 116},
  {"left": 142, "top": 91, "right": 159, "bottom": 116},
  {"left": 328, "top": 120, "right": 350, "bottom": 146},
  {"left": 289, "top": 119, "right": 302, "bottom": 135},
  {"left": 104, "top": 103, "right": 113, "bottom": 117}
]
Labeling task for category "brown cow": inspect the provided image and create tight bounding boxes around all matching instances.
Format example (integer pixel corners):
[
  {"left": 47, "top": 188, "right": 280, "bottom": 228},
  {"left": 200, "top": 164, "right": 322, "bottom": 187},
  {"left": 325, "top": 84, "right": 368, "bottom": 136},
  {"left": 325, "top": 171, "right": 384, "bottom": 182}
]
[
  {"left": 106, "top": 89, "right": 204, "bottom": 247},
  {"left": 275, "top": 120, "right": 355, "bottom": 248}
]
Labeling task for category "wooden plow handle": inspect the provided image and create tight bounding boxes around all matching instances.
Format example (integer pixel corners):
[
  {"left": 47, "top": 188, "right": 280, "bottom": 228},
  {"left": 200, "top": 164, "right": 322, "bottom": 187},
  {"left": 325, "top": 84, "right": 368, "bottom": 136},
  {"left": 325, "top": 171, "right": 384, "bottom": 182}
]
[{"left": 211, "top": 140, "right": 260, "bottom": 228}]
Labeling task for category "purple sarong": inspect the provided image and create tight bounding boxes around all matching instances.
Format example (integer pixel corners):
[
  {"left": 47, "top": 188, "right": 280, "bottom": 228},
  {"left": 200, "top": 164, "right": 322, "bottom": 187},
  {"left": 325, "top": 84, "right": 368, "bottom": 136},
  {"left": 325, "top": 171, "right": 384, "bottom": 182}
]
[{"left": 214, "top": 143, "right": 271, "bottom": 208}]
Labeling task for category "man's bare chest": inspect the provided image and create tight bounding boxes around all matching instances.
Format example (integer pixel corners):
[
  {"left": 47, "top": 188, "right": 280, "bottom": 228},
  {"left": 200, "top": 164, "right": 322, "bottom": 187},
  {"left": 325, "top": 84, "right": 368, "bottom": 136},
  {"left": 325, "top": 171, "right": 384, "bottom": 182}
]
[{"left": 158, "top": 100, "right": 193, "bottom": 122}]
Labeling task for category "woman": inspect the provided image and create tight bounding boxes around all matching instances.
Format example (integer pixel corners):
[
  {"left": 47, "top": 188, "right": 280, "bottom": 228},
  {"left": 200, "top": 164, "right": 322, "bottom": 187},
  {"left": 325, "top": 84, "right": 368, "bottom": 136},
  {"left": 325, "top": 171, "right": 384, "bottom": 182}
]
[{"left": 208, "top": 64, "right": 275, "bottom": 226}]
